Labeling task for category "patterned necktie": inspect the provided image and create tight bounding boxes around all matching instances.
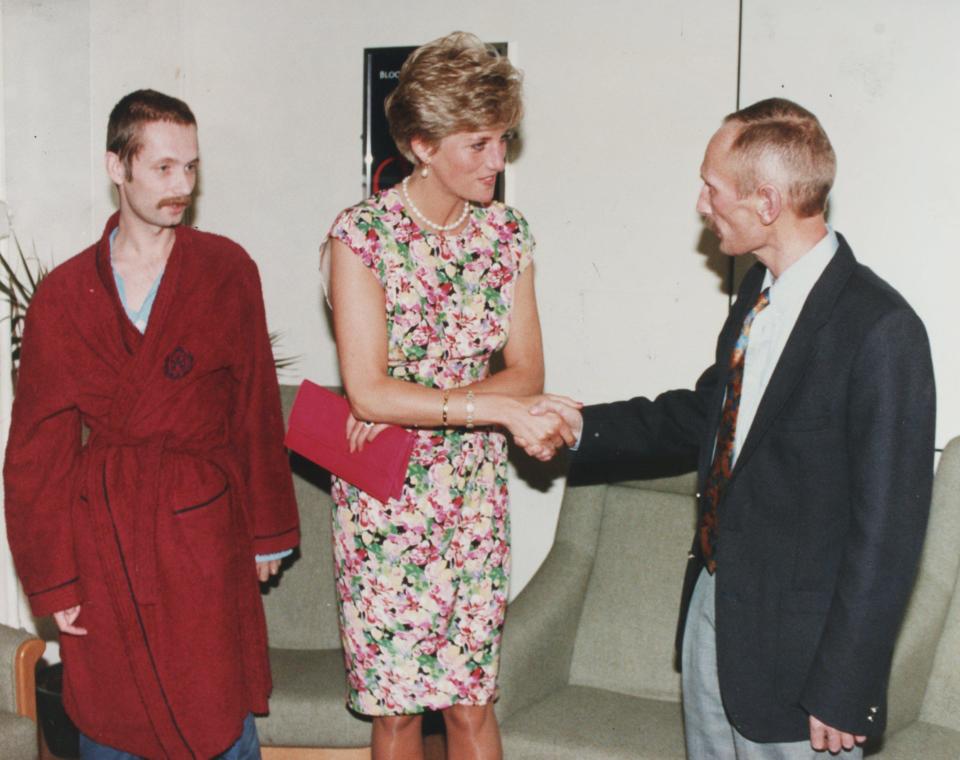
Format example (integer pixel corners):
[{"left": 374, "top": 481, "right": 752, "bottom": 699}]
[{"left": 700, "top": 287, "right": 771, "bottom": 574}]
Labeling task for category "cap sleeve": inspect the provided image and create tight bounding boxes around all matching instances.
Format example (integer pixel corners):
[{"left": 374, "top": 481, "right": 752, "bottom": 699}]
[
  {"left": 328, "top": 203, "right": 384, "bottom": 275},
  {"left": 506, "top": 206, "right": 536, "bottom": 273}
]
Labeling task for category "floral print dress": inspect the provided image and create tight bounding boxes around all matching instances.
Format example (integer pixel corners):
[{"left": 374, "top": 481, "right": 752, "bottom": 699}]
[{"left": 328, "top": 186, "right": 534, "bottom": 716}]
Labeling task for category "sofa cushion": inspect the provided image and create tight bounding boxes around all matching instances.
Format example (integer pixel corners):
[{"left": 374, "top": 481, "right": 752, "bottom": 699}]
[
  {"left": 261, "top": 455, "right": 342, "bottom": 651},
  {"left": 569, "top": 484, "right": 696, "bottom": 700},
  {"left": 263, "top": 384, "right": 342, "bottom": 651},
  {"left": 0, "top": 712, "right": 37, "bottom": 760},
  {"left": 866, "top": 720, "right": 960, "bottom": 758},
  {"left": 255, "top": 647, "right": 370, "bottom": 747},
  {"left": 920, "top": 584, "right": 960, "bottom": 735},
  {"left": 880, "top": 438, "right": 960, "bottom": 736},
  {"left": 500, "top": 684, "right": 684, "bottom": 759}
]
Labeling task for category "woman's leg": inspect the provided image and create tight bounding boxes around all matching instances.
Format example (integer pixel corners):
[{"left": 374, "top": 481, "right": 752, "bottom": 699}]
[
  {"left": 372, "top": 714, "right": 424, "bottom": 760},
  {"left": 442, "top": 703, "right": 502, "bottom": 760}
]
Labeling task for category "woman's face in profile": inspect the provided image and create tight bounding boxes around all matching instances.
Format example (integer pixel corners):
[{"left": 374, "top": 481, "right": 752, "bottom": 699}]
[{"left": 426, "top": 126, "right": 512, "bottom": 204}]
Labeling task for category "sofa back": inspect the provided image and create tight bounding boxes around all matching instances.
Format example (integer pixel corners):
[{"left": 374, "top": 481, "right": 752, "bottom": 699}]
[
  {"left": 259, "top": 384, "right": 342, "bottom": 650},
  {"left": 562, "top": 434, "right": 960, "bottom": 718},
  {"left": 906, "top": 437, "right": 960, "bottom": 733},
  {"left": 567, "top": 472, "right": 698, "bottom": 701},
  {"left": 918, "top": 564, "right": 960, "bottom": 733}
]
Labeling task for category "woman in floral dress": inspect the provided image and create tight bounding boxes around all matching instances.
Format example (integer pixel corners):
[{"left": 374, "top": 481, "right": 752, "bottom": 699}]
[{"left": 324, "top": 32, "right": 574, "bottom": 760}]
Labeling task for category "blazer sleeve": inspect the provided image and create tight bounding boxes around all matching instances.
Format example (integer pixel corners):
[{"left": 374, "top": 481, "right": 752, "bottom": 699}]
[
  {"left": 799, "top": 306, "right": 936, "bottom": 736},
  {"left": 3, "top": 280, "right": 84, "bottom": 616},
  {"left": 231, "top": 259, "right": 300, "bottom": 557},
  {"left": 574, "top": 363, "right": 719, "bottom": 467}
]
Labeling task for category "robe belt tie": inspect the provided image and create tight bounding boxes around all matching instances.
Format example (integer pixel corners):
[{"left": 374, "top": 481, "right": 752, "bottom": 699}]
[{"left": 85, "top": 430, "right": 231, "bottom": 605}]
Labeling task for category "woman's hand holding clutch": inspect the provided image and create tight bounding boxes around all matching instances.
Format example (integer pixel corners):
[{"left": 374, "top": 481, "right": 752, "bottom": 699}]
[{"left": 345, "top": 412, "right": 391, "bottom": 453}]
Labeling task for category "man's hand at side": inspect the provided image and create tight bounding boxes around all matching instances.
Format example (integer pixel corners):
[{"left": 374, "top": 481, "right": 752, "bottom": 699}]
[
  {"left": 53, "top": 605, "right": 87, "bottom": 636},
  {"left": 257, "top": 559, "right": 281, "bottom": 582},
  {"left": 809, "top": 714, "right": 866, "bottom": 754}
]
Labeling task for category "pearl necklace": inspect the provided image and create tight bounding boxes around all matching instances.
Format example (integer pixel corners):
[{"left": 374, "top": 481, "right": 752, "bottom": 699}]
[{"left": 401, "top": 176, "right": 471, "bottom": 233}]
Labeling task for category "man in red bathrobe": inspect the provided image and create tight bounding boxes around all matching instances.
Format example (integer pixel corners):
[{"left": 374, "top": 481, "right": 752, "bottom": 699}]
[{"left": 4, "top": 89, "right": 300, "bottom": 758}]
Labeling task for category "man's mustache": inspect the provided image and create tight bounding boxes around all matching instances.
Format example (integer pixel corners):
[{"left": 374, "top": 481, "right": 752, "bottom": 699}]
[{"left": 158, "top": 195, "right": 193, "bottom": 209}]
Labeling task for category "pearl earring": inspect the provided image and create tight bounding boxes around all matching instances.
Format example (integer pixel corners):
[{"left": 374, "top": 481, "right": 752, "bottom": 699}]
[{"left": 420, "top": 164, "right": 430, "bottom": 179}]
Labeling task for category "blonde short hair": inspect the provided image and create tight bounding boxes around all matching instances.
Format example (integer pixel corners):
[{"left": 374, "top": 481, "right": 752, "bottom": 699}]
[
  {"left": 385, "top": 32, "right": 524, "bottom": 163},
  {"left": 724, "top": 98, "right": 836, "bottom": 218}
]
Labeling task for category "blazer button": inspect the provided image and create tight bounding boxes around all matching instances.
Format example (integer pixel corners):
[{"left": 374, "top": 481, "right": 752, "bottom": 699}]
[
  {"left": 695, "top": 492, "right": 701, "bottom": 499},
  {"left": 687, "top": 552, "right": 695, "bottom": 560},
  {"left": 867, "top": 715, "right": 874, "bottom": 722},
  {"left": 869, "top": 706, "right": 878, "bottom": 713}
]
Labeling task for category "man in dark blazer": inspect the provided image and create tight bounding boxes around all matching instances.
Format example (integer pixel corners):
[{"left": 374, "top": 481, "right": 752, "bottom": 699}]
[{"left": 532, "top": 99, "right": 935, "bottom": 757}]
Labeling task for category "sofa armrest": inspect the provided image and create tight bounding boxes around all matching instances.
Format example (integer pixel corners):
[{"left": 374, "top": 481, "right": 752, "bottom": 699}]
[
  {"left": 495, "top": 541, "right": 595, "bottom": 722},
  {"left": 0, "top": 624, "right": 45, "bottom": 719}
]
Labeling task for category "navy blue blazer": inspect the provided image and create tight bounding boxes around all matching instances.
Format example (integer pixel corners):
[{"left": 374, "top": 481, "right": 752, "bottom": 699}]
[{"left": 574, "top": 234, "right": 936, "bottom": 742}]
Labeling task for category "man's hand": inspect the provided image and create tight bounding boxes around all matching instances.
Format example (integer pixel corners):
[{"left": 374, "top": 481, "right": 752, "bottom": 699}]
[
  {"left": 257, "top": 559, "right": 282, "bottom": 582},
  {"left": 53, "top": 605, "right": 87, "bottom": 636},
  {"left": 809, "top": 714, "right": 866, "bottom": 754},
  {"left": 511, "top": 394, "right": 583, "bottom": 461},
  {"left": 528, "top": 395, "right": 584, "bottom": 443},
  {"left": 512, "top": 411, "right": 569, "bottom": 461}
]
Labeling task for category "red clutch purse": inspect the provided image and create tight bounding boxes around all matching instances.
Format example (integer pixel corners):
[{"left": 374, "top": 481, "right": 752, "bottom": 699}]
[{"left": 284, "top": 381, "right": 416, "bottom": 503}]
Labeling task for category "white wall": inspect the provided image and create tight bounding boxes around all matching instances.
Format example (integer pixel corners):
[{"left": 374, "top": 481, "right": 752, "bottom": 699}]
[
  {"left": 3, "top": 0, "right": 93, "bottom": 259},
  {"left": 0, "top": 7, "right": 33, "bottom": 633},
  {"left": 1, "top": 0, "right": 737, "bottom": 601},
  {"left": 740, "top": 0, "right": 960, "bottom": 448},
  {"left": 4, "top": 0, "right": 955, "bottom": 616}
]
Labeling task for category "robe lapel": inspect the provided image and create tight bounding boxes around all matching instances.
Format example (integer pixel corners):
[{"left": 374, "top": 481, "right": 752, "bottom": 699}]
[
  {"left": 95, "top": 217, "right": 185, "bottom": 432},
  {"left": 95, "top": 217, "right": 187, "bottom": 615},
  {"left": 729, "top": 238, "right": 857, "bottom": 479},
  {"left": 95, "top": 222, "right": 143, "bottom": 358}
]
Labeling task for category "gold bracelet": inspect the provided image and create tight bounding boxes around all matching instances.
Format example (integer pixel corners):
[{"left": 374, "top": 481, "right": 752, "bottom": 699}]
[
  {"left": 441, "top": 389, "right": 450, "bottom": 426},
  {"left": 465, "top": 390, "right": 476, "bottom": 430}
]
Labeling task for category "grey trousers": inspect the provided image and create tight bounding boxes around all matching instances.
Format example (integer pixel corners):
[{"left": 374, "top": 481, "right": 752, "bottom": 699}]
[{"left": 682, "top": 569, "right": 864, "bottom": 760}]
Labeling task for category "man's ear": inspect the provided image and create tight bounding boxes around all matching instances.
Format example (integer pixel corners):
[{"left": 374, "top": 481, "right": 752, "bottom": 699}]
[
  {"left": 756, "top": 184, "right": 782, "bottom": 226},
  {"left": 409, "top": 136, "right": 436, "bottom": 166},
  {"left": 105, "top": 152, "right": 127, "bottom": 185}
]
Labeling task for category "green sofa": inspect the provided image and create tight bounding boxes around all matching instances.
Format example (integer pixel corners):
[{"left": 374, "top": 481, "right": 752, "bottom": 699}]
[
  {"left": 0, "top": 624, "right": 43, "bottom": 760},
  {"left": 495, "top": 438, "right": 960, "bottom": 758},
  {"left": 495, "top": 472, "right": 696, "bottom": 758},
  {"left": 254, "top": 386, "right": 371, "bottom": 750},
  {"left": 261, "top": 384, "right": 960, "bottom": 757}
]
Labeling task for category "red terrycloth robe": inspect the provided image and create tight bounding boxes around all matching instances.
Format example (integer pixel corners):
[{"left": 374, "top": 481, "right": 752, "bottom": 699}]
[{"left": 4, "top": 214, "right": 300, "bottom": 759}]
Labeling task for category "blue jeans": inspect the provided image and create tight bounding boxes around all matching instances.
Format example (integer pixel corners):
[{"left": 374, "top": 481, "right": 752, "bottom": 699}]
[{"left": 79, "top": 713, "right": 260, "bottom": 759}]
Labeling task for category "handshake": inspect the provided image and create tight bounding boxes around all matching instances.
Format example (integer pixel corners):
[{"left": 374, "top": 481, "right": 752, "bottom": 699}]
[
  {"left": 509, "top": 394, "right": 584, "bottom": 462},
  {"left": 343, "top": 392, "right": 586, "bottom": 461}
]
